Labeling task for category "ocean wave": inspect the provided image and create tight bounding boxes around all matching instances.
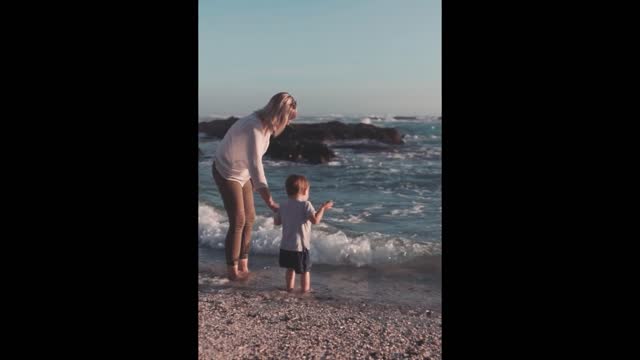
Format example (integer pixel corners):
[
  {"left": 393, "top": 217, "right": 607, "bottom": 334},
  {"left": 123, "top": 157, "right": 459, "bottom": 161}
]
[
  {"left": 262, "top": 159, "right": 310, "bottom": 167},
  {"left": 387, "top": 203, "right": 426, "bottom": 217},
  {"left": 364, "top": 204, "right": 384, "bottom": 211},
  {"left": 199, "top": 203, "right": 440, "bottom": 266},
  {"left": 327, "top": 211, "right": 371, "bottom": 224},
  {"left": 383, "top": 116, "right": 441, "bottom": 123}
]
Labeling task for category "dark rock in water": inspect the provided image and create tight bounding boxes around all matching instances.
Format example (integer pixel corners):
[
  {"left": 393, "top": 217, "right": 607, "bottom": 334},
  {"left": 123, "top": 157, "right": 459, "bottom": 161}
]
[
  {"left": 393, "top": 116, "right": 417, "bottom": 120},
  {"left": 197, "top": 118, "right": 403, "bottom": 164},
  {"left": 198, "top": 116, "right": 239, "bottom": 138},
  {"left": 330, "top": 142, "right": 393, "bottom": 151},
  {"left": 266, "top": 138, "right": 336, "bottom": 164},
  {"left": 266, "top": 121, "right": 402, "bottom": 164},
  {"left": 277, "top": 121, "right": 403, "bottom": 145}
]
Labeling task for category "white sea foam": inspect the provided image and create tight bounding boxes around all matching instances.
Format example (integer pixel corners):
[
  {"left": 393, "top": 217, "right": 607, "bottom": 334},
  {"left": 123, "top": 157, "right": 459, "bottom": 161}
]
[
  {"left": 198, "top": 203, "right": 440, "bottom": 266},
  {"left": 198, "top": 275, "right": 229, "bottom": 286}
]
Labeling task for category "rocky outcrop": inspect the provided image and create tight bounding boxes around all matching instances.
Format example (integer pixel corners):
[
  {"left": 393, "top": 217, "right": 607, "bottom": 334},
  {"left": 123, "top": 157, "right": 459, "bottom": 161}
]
[
  {"left": 198, "top": 117, "right": 239, "bottom": 138},
  {"left": 198, "top": 117, "right": 403, "bottom": 164},
  {"left": 266, "top": 138, "right": 336, "bottom": 164},
  {"left": 275, "top": 121, "right": 403, "bottom": 145}
]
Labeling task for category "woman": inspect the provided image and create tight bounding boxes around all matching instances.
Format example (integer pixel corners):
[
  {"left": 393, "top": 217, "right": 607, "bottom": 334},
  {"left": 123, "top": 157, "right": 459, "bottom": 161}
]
[{"left": 212, "top": 92, "right": 297, "bottom": 280}]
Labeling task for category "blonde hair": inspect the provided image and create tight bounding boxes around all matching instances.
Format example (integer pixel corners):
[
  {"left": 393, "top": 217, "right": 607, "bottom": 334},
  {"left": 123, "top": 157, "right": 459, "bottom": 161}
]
[{"left": 255, "top": 92, "right": 297, "bottom": 137}]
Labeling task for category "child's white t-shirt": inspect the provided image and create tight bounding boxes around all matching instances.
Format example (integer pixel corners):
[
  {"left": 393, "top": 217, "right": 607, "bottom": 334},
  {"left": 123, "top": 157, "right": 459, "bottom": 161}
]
[{"left": 275, "top": 199, "right": 316, "bottom": 252}]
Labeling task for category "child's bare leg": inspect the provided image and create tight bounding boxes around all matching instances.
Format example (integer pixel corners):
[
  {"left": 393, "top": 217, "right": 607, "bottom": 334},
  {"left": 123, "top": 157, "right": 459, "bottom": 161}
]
[
  {"left": 301, "top": 272, "right": 311, "bottom": 293},
  {"left": 285, "top": 269, "right": 295, "bottom": 292}
]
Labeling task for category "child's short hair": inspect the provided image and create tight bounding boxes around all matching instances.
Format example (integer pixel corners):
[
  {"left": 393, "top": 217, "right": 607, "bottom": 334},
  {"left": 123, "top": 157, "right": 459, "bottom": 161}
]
[{"left": 285, "top": 174, "right": 309, "bottom": 196}]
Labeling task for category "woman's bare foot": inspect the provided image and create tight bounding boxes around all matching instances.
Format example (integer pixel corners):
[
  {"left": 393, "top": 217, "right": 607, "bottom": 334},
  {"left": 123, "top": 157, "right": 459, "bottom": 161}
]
[
  {"left": 238, "top": 259, "right": 250, "bottom": 274},
  {"left": 227, "top": 265, "right": 248, "bottom": 281}
]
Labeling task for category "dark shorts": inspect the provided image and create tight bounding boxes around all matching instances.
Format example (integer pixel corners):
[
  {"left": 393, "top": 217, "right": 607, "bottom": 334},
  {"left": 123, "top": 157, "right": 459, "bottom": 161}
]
[{"left": 279, "top": 248, "right": 311, "bottom": 274}]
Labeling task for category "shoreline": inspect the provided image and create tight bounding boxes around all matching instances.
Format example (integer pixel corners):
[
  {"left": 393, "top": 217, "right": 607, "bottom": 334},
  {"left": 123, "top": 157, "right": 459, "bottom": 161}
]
[
  {"left": 199, "top": 251, "right": 441, "bottom": 311},
  {"left": 199, "top": 286, "right": 441, "bottom": 359}
]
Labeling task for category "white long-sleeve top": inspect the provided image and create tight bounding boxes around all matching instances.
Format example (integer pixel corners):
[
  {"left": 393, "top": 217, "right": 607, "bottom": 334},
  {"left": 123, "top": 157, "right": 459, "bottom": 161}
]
[{"left": 214, "top": 113, "right": 272, "bottom": 190}]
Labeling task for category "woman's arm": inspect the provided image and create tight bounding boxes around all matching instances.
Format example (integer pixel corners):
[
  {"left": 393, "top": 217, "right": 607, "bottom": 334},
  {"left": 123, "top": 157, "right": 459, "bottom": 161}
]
[
  {"left": 246, "top": 125, "right": 270, "bottom": 188},
  {"left": 257, "top": 187, "right": 279, "bottom": 211},
  {"left": 246, "top": 126, "right": 278, "bottom": 210}
]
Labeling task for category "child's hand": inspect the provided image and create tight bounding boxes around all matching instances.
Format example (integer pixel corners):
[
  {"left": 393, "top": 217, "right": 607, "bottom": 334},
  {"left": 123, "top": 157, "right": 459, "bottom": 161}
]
[{"left": 322, "top": 200, "right": 334, "bottom": 210}]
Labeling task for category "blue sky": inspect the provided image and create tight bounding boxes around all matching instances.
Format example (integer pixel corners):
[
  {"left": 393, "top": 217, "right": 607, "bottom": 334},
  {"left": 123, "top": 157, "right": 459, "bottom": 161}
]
[{"left": 199, "top": 0, "right": 440, "bottom": 117}]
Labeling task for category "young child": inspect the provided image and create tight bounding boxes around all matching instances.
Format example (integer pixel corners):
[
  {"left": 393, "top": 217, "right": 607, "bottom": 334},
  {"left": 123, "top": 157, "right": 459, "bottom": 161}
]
[{"left": 274, "top": 174, "right": 333, "bottom": 293}]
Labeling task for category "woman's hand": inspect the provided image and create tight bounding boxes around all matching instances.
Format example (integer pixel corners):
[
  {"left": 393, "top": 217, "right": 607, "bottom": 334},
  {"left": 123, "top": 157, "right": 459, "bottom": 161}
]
[
  {"left": 267, "top": 199, "right": 280, "bottom": 212},
  {"left": 257, "top": 187, "right": 279, "bottom": 212}
]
